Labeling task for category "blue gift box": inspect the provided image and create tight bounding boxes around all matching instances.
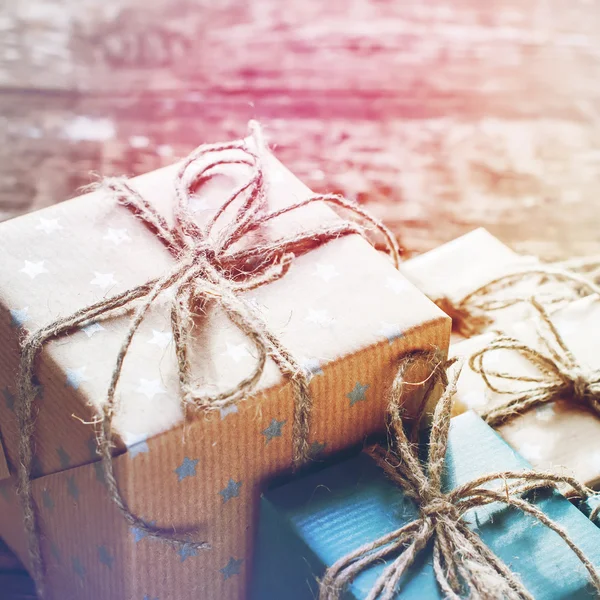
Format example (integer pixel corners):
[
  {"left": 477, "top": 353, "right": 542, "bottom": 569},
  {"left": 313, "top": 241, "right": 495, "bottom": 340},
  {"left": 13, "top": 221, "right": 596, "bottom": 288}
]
[{"left": 251, "top": 412, "right": 600, "bottom": 599}]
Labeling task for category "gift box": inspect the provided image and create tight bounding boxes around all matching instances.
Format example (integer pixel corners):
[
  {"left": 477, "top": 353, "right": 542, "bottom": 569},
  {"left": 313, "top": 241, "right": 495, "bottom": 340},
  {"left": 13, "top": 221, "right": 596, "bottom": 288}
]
[
  {"left": 0, "top": 137, "right": 449, "bottom": 599},
  {"left": 451, "top": 295, "right": 600, "bottom": 490},
  {"left": 251, "top": 411, "right": 600, "bottom": 599},
  {"left": 399, "top": 228, "right": 565, "bottom": 340}
]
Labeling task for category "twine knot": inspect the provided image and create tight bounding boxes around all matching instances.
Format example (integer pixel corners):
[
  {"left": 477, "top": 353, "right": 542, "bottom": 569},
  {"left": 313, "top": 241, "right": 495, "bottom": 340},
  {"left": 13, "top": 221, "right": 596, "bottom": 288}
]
[
  {"left": 320, "top": 352, "right": 600, "bottom": 600},
  {"left": 469, "top": 298, "right": 600, "bottom": 428},
  {"left": 15, "top": 123, "right": 402, "bottom": 599}
]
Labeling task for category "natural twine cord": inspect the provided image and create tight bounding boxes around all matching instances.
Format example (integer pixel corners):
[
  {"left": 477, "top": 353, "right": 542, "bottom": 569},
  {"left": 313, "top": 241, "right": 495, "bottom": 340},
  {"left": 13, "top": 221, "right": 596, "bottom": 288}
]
[
  {"left": 319, "top": 351, "right": 600, "bottom": 600},
  {"left": 16, "top": 122, "right": 401, "bottom": 599},
  {"left": 435, "top": 266, "right": 600, "bottom": 338}
]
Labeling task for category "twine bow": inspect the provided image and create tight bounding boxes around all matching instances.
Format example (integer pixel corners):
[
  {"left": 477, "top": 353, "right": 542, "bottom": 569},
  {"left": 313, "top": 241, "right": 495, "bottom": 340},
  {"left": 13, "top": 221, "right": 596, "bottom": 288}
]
[
  {"left": 435, "top": 266, "right": 600, "bottom": 338},
  {"left": 320, "top": 352, "right": 600, "bottom": 600},
  {"left": 469, "top": 297, "right": 600, "bottom": 429},
  {"left": 16, "top": 122, "right": 400, "bottom": 598}
]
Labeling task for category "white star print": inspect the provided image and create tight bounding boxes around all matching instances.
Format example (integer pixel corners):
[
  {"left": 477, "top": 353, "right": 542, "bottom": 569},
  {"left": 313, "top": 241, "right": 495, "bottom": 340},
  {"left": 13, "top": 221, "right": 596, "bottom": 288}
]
[
  {"left": 90, "top": 272, "right": 117, "bottom": 289},
  {"left": 36, "top": 218, "right": 63, "bottom": 234},
  {"left": 103, "top": 228, "right": 130, "bottom": 246},
  {"left": 220, "top": 404, "right": 239, "bottom": 420},
  {"left": 519, "top": 442, "right": 544, "bottom": 463},
  {"left": 305, "top": 308, "right": 335, "bottom": 328},
  {"left": 222, "top": 342, "right": 250, "bottom": 363},
  {"left": 136, "top": 378, "right": 167, "bottom": 400},
  {"left": 148, "top": 330, "right": 173, "bottom": 349},
  {"left": 81, "top": 323, "right": 104, "bottom": 338},
  {"left": 385, "top": 276, "right": 411, "bottom": 295},
  {"left": 66, "top": 366, "right": 89, "bottom": 390},
  {"left": 20, "top": 260, "right": 48, "bottom": 279},
  {"left": 313, "top": 263, "right": 339, "bottom": 283}
]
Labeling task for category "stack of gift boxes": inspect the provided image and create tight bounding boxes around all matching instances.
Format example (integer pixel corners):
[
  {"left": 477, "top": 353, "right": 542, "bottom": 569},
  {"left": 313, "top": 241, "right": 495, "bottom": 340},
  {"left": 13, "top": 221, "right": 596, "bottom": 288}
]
[{"left": 0, "top": 130, "right": 599, "bottom": 600}]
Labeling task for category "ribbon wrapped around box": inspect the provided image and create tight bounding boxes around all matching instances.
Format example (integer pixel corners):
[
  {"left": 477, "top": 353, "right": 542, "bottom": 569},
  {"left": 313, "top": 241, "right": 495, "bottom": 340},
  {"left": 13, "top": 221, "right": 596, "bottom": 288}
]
[
  {"left": 251, "top": 409, "right": 600, "bottom": 599},
  {"left": 0, "top": 129, "right": 449, "bottom": 600},
  {"left": 399, "top": 228, "right": 598, "bottom": 340},
  {"left": 451, "top": 295, "right": 600, "bottom": 490}
]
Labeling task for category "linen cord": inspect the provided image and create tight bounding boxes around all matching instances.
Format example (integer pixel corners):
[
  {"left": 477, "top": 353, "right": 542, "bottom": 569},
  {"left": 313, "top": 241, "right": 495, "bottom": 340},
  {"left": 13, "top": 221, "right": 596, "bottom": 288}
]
[
  {"left": 319, "top": 351, "right": 600, "bottom": 600},
  {"left": 16, "top": 122, "right": 401, "bottom": 598}
]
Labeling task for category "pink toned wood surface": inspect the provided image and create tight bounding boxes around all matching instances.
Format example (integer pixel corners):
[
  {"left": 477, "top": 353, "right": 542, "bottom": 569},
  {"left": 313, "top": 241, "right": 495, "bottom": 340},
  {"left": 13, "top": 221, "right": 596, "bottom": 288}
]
[{"left": 1, "top": 0, "right": 600, "bottom": 597}]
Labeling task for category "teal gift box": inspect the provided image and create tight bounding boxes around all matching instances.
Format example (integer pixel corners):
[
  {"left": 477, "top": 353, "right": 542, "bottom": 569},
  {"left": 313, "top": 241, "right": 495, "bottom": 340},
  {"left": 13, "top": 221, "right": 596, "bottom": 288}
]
[{"left": 251, "top": 412, "right": 600, "bottom": 599}]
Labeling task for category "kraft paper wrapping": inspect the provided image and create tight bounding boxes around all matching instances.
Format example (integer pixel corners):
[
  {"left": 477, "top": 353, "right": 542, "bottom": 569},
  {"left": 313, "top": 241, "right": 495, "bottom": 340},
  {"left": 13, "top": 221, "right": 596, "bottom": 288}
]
[
  {"left": 451, "top": 295, "right": 600, "bottom": 490},
  {"left": 0, "top": 150, "right": 449, "bottom": 600},
  {"left": 399, "top": 228, "right": 550, "bottom": 341}
]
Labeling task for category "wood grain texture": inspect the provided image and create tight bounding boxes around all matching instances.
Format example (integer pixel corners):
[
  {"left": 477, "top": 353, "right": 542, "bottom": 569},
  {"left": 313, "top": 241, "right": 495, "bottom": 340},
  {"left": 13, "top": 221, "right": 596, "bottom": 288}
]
[{"left": 1, "top": 0, "right": 600, "bottom": 597}]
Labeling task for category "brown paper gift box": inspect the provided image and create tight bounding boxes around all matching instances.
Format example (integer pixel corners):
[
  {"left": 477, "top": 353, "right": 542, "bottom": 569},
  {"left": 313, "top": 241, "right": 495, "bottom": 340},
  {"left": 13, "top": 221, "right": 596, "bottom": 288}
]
[
  {"left": 0, "top": 147, "right": 449, "bottom": 599},
  {"left": 450, "top": 295, "right": 600, "bottom": 490},
  {"left": 399, "top": 228, "right": 548, "bottom": 341}
]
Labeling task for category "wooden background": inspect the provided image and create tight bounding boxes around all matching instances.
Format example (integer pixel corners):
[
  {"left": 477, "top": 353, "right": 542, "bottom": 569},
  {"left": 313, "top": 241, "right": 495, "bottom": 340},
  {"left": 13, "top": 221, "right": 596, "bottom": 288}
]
[{"left": 2, "top": 0, "right": 600, "bottom": 597}]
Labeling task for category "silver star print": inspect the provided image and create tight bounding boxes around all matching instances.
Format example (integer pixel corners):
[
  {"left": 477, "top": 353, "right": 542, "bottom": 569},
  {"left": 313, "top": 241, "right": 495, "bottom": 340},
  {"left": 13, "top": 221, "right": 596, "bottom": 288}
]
[
  {"left": 103, "top": 228, "right": 131, "bottom": 246},
  {"left": 57, "top": 446, "right": 71, "bottom": 469},
  {"left": 3, "top": 387, "right": 15, "bottom": 411},
  {"left": 67, "top": 475, "right": 79, "bottom": 501},
  {"left": 378, "top": 322, "right": 404, "bottom": 344},
  {"left": 0, "top": 485, "right": 10, "bottom": 503},
  {"left": 136, "top": 378, "right": 167, "bottom": 400},
  {"left": 90, "top": 272, "right": 118, "bottom": 289},
  {"left": 148, "top": 330, "right": 173, "bottom": 349},
  {"left": 128, "top": 438, "right": 150, "bottom": 459},
  {"left": 50, "top": 543, "right": 61, "bottom": 563},
  {"left": 131, "top": 520, "right": 155, "bottom": 543},
  {"left": 309, "top": 441, "right": 327, "bottom": 459},
  {"left": 347, "top": 382, "right": 370, "bottom": 406},
  {"left": 220, "top": 557, "right": 243, "bottom": 580},
  {"left": 220, "top": 404, "right": 239, "bottom": 420},
  {"left": 20, "top": 260, "right": 48, "bottom": 279},
  {"left": 222, "top": 342, "right": 250, "bottom": 363},
  {"left": 42, "top": 489, "right": 54, "bottom": 511},
  {"left": 36, "top": 217, "right": 63, "bottom": 234},
  {"left": 175, "top": 457, "right": 199, "bottom": 481},
  {"left": 302, "top": 358, "right": 324, "bottom": 381},
  {"left": 219, "top": 478, "right": 242, "bottom": 503},
  {"left": 178, "top": 543, "right": 198, "bottom": 562},
  {"left": 81, "top": 322, "right": 104, "bottom": 338},
  {"left": 72, "top": 557, "right": 85, "bottom": 579},
  {"left": 65, "top": 367, "right": 89, "bottom": 390},
  {"left": 10, "top": 307, "right": 29, "bottom": 327},
  {"left": 98, "top": 545, "right": 113, "bottom": 568},
  {"left": 313, "top": 263, "right": 339, "bottom": 283},
  {"left": 262, "top": 418, "right": 286, "bottom": 444}
]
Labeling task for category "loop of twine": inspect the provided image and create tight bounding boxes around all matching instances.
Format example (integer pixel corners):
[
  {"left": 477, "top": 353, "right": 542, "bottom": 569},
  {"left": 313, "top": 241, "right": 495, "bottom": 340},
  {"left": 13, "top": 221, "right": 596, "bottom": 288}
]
[
  {"left": 319, "top": 351, "right": 600, "bottom": 600},
  {"left": 435, "top": 266, "right": 600, "bottom": 338},
  {"left": 15, "top": 122, "right": 401, "bottom": 599},
  {"left": 468, "top": 298, "right": 600, "bottom": 429}
]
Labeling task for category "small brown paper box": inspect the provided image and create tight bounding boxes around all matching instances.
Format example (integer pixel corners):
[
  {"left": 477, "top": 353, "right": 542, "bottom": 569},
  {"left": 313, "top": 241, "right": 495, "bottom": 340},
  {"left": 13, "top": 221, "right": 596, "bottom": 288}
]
[
  {"left": 399, "top": 228, "right": 545, "bottom": 341},
  {"left": 451, "top": 295, "right": 600, "bottom": 490},
  {"left": 0, "top": 147, "right": 449, "bottom": 599}
]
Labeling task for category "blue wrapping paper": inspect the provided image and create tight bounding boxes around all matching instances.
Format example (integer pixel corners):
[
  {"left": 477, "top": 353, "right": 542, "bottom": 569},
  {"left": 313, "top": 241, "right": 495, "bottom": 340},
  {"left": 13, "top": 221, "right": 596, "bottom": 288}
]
[{"left": 251, "top": 412, "right": 600, "bottom": 599}]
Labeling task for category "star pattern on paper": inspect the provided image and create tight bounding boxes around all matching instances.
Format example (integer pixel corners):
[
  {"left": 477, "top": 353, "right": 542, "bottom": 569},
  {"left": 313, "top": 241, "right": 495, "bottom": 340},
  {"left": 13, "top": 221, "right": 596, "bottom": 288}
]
[
  {"left": 103, "top": 228, "right": 131, "bottom": 246},
  {"left": 178, "top": 543, "right": 198, "bottom": 562},
  {"left": 378, "top": 322, "right": 404, "bottom": 344},
  {"left": 302, "top": 358, "right": 324, "bottom": 381},
  {"left": 65, "top": 366, "right": 89, "bottom": 390},
  {"left": 93, "top": 462, "right": 105, "bottom": 485},
  {"left": 136, "top": 378, "right": 167, "bottom": 400},
  {"left": 347, "top": 382, "right": 370, "bottom": 406},
  {"left": 222, "top": 342, "right": 251, "bottom": 363},
  {"left": 57, "top": 446, "right": 71, "bottom": 469},
  {"left": 131, "top": 520, "right": 156, "bottom": 543},
  {"left": 148, "top": 330, "right": 173, "bottom": 349},
  {"left": 143, "top": 595, "right": 160, "bottom": 600},
  {"left": 0, "top": 485, "right": 10, "bottom": 503},
  {"left": 220, "top": 557, "right": 243, "bottom": 580},
  {"left": 98, "top": 545, "right": 113, "bottom": 569},
  {"left": 50, "top": 542, "right": 61, "bottom": 564},
  {"left": 313, "top": 263, "right": 339, "bottom": 283},
  {"left": 220, "top": 404, "right": 239, "bottom": 420},
  {"left": 36, "top": 217, "right": 63, "bottom": 234},
  {"left": 3, "top": 387, "right": 15, "bottom": 412},
  {"left": 72, "top": 557, "right": 86, "bottom": 579},
  {"left": 535, "top": 403, "right": 556, "bottom": 422},
  {"left": 309, "top": 441, "right": 327, "bottom": 459},
  {"left": 262, "top": 418, "right": 286, "bottom": 444},
  {"left": 42, "top": 489, "right": 54, "bottom": 511},
  {"left": 10, "top": 307, "right": 29, "bottom": 327},
  {"left": 82, "top": 322, "right": 104, "bottom": 338},
  {"left": 175, "top": 457, "right": 199, "bottom": 482},
  {"left": 519, "top": 442, "right": 544, "bottom": 463},
  {"left": 460, "top": 390, "right": 487, "bottom": 409},
  {"left": 305, "top": 308, "right": 335, "bottom": 328},
  {"left": 90, "top": 272, "right": 118, "bottom": 289},
  {"left": 385, "top": 276, "right": 411, "bottom": 295},
  {"left": 67, "top": 475, "right": 79, "bottom": 501},
  {"left": 20, "top": 260, "right": 48, "bottom": 279},
  {"left": 219, "top": 478, "right": 242, "bottom": 503},
  {"left": 128, "top": 438, "right": 150, "bottom": 459},
  {"left": 31, "top": 456, "right": 43, "bottom": 478}
]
